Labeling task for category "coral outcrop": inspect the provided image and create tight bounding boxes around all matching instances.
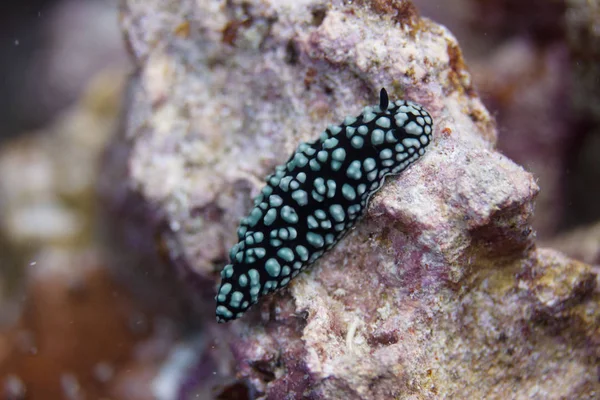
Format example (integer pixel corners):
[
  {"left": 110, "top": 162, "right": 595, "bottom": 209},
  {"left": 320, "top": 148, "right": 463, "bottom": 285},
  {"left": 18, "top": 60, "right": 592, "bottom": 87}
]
[{"left": 99, "top": 0, "right": 600, "bottom": 398}]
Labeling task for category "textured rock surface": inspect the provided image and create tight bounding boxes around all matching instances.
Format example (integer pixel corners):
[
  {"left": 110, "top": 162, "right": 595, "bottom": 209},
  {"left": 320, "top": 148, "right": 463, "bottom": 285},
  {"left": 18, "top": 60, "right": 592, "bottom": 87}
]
[{"left": 104, "top": 0, "right": 600, "bottom": 398}]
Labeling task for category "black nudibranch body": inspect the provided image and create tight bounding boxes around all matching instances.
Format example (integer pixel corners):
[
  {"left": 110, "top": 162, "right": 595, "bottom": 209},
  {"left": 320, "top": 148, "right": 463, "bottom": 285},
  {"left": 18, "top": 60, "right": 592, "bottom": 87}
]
[{"left": 216, "top": 89, "right": 433, "bottom": 322}]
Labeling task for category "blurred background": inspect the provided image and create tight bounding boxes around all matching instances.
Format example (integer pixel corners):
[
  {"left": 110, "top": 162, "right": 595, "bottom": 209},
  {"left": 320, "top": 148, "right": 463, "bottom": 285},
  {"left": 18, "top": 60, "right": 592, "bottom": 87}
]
[
  {"left": 0, "top": 1, "right": 182, "bottom": 399},
  {"left": 0, "top": 0, "right": 598, "bottom": 398}
]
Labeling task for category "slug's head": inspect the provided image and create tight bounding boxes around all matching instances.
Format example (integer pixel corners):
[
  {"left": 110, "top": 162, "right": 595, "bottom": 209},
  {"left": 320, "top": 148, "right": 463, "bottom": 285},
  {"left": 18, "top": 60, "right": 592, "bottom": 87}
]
[{"left": 382, "top": 88, "right": 433, "bottom": 154}]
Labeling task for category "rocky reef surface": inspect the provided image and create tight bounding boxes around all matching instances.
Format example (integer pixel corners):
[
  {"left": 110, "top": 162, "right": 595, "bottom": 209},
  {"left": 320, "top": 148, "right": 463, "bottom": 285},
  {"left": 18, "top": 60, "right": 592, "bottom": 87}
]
[
  {"left": 1, "top": 0, "right": 599, "bottom": 399},
  {"left": 92, "top": 0, "right": 600, "bottom": 398}
]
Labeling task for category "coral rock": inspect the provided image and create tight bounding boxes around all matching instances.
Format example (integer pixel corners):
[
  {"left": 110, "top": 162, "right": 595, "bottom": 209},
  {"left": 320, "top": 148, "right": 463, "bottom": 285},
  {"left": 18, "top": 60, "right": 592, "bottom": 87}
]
[{"left": 103, "top": 0, "right": 600, "bottom": 398}]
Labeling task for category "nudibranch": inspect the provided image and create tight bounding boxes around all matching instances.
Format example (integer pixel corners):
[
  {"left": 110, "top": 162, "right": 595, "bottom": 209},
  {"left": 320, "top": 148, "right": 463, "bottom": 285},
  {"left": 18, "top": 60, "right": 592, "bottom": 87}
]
[{"left": 216, "top": 88, "right": 433, "bottom": 322}]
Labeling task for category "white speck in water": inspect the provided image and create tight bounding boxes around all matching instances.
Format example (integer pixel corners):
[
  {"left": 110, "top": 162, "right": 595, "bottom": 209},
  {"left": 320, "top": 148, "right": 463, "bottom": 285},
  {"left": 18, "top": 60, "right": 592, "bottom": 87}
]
[{"left": 14, "top": 39, "right": 19, "bottom": 46}]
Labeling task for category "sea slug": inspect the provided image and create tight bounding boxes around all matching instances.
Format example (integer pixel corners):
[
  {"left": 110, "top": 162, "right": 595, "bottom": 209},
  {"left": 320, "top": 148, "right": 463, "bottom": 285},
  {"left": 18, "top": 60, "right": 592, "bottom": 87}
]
[{"left": 216, "top": 88, "right": 433, "bottom": 322}]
